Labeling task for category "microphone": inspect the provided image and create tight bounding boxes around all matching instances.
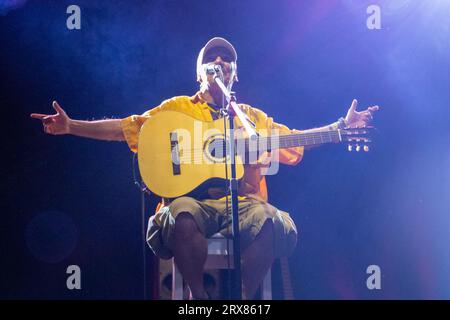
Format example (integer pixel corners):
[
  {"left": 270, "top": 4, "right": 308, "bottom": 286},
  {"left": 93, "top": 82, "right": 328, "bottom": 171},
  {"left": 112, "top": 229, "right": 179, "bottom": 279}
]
[{"left": 205, "top": 64, "right": 222, "bottom": 75}]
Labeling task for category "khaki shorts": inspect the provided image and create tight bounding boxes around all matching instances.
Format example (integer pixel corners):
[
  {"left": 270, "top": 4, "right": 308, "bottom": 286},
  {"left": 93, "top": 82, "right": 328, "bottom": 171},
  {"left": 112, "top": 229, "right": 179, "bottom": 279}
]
[{"left": 146, "top": 196, "right": 298, "bottom": 260}]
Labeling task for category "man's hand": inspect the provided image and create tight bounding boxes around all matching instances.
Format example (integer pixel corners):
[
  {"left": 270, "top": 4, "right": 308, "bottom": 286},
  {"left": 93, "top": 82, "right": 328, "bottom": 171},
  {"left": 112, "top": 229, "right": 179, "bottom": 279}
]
[
  {"left": 30, "top": 100, "right": 71, "bottom": 135},
  {"left": 344, "top": 99, "right": 379, "bottom": 128}
]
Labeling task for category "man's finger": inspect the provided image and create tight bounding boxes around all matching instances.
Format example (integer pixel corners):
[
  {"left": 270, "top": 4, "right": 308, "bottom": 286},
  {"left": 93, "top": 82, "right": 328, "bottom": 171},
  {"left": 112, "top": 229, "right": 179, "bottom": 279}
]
[
  {"left": 349, "top": 99, "right": 358, "bottom": 113},
  {"left": 43, "top": 117, "right": 55, "bottom": 125},
  {"left": 368, "top": 105, "right": 380, "bottom": 112},
  {"left": 30, "top": 113, "right": 48, "bottom": 119},
  {"left": 52, "top": 100, "right": 64, "bottom": 114}
]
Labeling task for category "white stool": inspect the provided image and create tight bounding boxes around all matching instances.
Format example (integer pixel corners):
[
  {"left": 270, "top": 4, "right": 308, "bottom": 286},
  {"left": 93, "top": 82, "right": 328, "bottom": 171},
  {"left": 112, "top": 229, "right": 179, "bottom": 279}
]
[{"left": 172, "top": 233, "right": 272, "bottom": 300}]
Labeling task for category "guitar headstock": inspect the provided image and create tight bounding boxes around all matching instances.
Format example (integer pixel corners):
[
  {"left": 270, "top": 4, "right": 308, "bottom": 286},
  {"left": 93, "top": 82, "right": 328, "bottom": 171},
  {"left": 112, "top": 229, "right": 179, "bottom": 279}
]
[{"left": 339, "top": 127, "right": 375, "bottom": 152}]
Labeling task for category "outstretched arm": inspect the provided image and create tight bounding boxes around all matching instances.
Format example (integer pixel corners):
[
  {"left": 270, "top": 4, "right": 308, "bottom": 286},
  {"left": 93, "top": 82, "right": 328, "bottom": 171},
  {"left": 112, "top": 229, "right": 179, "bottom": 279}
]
[
  {"left": 302, "top": 99, "right": 380, "bottom": 134},
  {"left": 30, "top": 101, "right": 125, "bottom": 141},
  {"left": 300, "top": 99, "right": 379, "bottom": 149}
]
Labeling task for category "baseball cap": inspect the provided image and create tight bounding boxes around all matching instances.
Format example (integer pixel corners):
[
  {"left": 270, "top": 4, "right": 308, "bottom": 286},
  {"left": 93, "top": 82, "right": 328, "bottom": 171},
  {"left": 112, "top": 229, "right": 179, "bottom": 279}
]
[
  {"left": 201, "top": 37, "right": 237, "bottom": 63},
  {"left": 196, "top": 37, "right": 238, "bottom": 81}
]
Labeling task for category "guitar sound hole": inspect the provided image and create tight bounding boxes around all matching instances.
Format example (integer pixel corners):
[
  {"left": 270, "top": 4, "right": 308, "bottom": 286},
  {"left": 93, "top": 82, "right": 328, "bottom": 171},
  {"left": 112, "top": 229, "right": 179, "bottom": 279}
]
[{"left": 207, "top": 138, "right": 229, "bottom": 161}]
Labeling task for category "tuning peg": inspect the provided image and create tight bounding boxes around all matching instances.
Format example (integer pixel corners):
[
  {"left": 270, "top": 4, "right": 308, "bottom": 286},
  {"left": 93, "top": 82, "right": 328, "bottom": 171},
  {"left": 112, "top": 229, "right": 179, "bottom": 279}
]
[
  {"left": 348, "top": 144, "right": 353, "bottom": 152},
  {"left": 364, "top": 145, "right": 369, "bottom": 152},
  {"left": 356, "top": 145, "right": 361, "bottom": 152}
]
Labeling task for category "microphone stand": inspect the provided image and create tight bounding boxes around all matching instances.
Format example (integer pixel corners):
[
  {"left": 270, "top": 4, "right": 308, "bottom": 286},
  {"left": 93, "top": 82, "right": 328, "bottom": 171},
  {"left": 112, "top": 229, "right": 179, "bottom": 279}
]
[{"left": 210, "top": 67, "right": 257, "bottom": 300}]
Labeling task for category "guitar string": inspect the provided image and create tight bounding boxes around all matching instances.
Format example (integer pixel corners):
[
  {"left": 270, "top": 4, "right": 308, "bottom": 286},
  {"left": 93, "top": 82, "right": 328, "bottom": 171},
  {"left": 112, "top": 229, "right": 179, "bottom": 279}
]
[
  {"left": 165, "top": 131, "right": 343, "bottom": 161},
  {"left": 169, "top": 135, "right": 337, "bottom": 158},
  {"left": 163, "top": 131, "right": 368, "bottom": 162},
  {"left": 167, "top": 134, "right": 345, "bottom": 161},
  {"left": 166, "top": 131, "right": 340, "bottom": 154}
]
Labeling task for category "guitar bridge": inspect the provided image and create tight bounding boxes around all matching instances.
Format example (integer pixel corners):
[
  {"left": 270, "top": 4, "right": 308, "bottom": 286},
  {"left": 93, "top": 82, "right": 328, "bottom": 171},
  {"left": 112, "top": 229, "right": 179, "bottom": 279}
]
[{"left": 170, "top": 132, "right": 181, "bottom": 175}]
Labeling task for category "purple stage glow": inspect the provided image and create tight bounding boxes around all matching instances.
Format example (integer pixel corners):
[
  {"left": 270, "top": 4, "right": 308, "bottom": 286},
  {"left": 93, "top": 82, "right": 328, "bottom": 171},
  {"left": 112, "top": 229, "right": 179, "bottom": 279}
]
[{"left": 0, "top": 0, "right": 27, "bottom": 16}]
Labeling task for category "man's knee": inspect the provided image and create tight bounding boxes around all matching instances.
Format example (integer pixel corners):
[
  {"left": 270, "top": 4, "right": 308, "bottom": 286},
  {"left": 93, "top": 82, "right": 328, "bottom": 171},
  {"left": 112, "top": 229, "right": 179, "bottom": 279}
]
[
  {"left": 259, "top": 219, "right": 274, "bottom": 239},
  {"left": 174, "top": 212, "right": 199, "bottom": 238},
  {"left": 170, "top": 197, "right": 206, "bottom": 238},
  {"left": 169, "top": 196, "right": 200, "bottom": 217}
]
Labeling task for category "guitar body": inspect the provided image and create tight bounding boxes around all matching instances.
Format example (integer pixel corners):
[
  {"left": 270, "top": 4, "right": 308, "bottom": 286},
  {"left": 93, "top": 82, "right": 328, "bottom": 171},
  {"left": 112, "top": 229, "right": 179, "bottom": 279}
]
[
  {"left": 138, "top": 111, "right": 244, "bottom": 198},
  {"left": 138, "top": 110, "right": 372, "bottom": 198}
]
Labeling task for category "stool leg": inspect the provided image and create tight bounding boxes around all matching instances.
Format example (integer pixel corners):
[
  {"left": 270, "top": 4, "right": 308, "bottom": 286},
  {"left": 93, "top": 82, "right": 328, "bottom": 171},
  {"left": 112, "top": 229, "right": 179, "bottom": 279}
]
[
  {"left": 172, "top": 258, "right": 184, "bottom": 300},
  {"left": 261, "top": 267, "right": 272, "bottom": 300}
]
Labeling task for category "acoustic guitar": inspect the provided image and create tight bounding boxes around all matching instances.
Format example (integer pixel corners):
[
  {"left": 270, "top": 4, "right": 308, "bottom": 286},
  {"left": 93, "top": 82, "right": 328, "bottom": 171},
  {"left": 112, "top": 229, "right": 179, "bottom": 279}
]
[{"left": 138, "top": 110, "right": 372, "bottom": 198}]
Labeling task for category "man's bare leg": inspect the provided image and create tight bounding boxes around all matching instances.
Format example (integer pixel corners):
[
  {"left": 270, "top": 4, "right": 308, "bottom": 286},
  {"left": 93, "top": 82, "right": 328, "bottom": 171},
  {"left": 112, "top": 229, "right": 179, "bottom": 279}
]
[
  {"left": 241, "top": 220, "right": 275, "bottom": 299},
  {"left": 173, "top": 212, "right": 208, "bottom": 299}
]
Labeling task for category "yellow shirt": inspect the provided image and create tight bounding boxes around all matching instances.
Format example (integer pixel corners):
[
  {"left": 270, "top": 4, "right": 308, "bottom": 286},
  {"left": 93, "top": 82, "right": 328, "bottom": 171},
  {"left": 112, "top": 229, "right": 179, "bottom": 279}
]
[{"left": 121, "top": 92, "right": 304, "bottom": 203}]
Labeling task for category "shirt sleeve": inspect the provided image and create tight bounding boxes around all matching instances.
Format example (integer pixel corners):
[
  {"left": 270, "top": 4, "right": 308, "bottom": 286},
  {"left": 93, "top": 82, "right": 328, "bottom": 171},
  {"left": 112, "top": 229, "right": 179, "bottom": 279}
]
[
  {"left": 121, "top": 96, "right": 197, "bottom": 153},
  {"left": 120, "top": 105, "right": 164, "bottom": 153},
  {"left": 240, "top": 104, "right": 304, "bottom": 166}
]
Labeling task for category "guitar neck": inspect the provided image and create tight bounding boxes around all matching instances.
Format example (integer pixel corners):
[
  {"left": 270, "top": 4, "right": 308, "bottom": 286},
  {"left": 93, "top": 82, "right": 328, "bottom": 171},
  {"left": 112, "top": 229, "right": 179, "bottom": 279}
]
[{"left": 243, "top": 130, "right": 341, "bottom": 150}]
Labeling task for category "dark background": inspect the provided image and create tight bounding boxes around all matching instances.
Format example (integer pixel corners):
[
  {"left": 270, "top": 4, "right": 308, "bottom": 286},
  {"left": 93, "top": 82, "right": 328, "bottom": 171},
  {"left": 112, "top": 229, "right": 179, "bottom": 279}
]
[{"left": 1, "top": 0, "right": 449, "bottom": 299}]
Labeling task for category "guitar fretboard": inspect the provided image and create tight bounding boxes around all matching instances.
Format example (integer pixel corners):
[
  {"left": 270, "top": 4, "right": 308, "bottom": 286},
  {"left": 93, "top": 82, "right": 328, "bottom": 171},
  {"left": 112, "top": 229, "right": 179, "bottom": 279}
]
[{"left": 242, "top": 130, "right": 341, "bottom": 151}]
